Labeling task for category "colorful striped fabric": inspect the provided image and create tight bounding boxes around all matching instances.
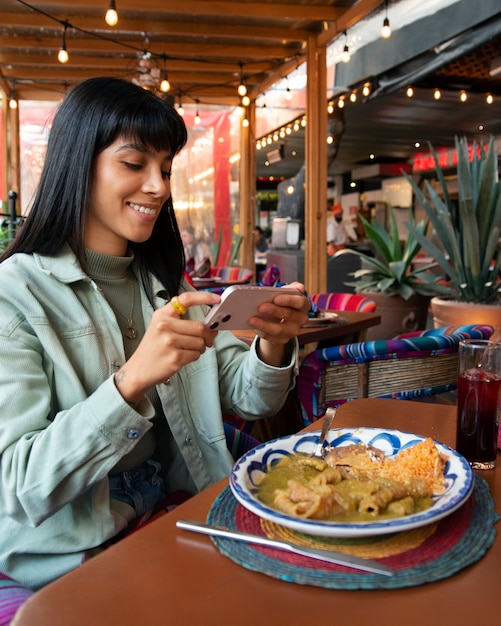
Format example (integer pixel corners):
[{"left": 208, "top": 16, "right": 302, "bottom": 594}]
[
  {"left": 310, "top": 292, "right": 377, "bottom": 312},
  {"left": 210, "top": 266, "right": 253, "bottom": 282},
  {"left": 298, "top": 324, "right": 494, "bottom": 423},
  {"left": 0, "top": 573, "right": 33, "bottom": 626}
]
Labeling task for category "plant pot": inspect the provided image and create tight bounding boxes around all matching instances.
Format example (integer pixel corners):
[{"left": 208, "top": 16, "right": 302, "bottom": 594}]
[
  {"left": 430, "top": 297, "right": 501, "bottom": 341},
  {"left": 364, "top": 292, "right": 431, "bottom": 341}
]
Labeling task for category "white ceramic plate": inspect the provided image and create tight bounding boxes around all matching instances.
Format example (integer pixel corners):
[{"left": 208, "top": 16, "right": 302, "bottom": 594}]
[
  {"left": 229, "top": 428, "right": 474, "bottom": 538},
  {"left": 302, "top": 311, "right": 340, "bottom": 327}
]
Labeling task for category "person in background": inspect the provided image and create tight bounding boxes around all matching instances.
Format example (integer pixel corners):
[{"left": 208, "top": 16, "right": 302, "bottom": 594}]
[
  {"left": 326, "top": 201, "right": 348, "bottom": 255},
  {"left": 0, "top": 76, "right": 310, "bottom": 590},
  {"left": 254, "top": 226, "right": 269, "bottom": 257}
]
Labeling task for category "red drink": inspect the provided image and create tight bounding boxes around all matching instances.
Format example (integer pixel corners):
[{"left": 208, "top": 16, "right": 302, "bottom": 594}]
[{"left": 456, "top": 368, "right": 501, "bottom": 469}]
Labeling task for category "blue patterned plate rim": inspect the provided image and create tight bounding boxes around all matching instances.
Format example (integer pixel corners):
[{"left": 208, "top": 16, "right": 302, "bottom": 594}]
[{"left": 229, "top": 427, "right": 474, "bottom": 538}]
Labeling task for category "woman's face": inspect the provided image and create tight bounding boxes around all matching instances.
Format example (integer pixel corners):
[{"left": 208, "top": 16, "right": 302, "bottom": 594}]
[{"left": 86, "top": 136, "right": 173, "bottom": 255}]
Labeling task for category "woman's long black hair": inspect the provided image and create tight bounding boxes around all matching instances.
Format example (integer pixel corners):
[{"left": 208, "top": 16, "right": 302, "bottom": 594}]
[{"left": 2, "top": 76, "right": 188, "bottom": 301}]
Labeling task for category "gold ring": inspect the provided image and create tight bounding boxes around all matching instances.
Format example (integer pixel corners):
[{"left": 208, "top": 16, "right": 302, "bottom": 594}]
[
  {"left": 170, "top": 297, "right": 187, "bottom": 316},
  {"left": 280, "top": 317, "right": 286, "bottom": 324}
]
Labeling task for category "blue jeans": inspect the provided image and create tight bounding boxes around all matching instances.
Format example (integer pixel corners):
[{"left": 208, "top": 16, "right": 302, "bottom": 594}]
[{"left": 109, "top": 459, "right": 166, "bottom": 517}]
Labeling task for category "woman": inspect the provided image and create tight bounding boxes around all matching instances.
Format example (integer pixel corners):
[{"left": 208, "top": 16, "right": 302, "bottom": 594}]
[{"left": 0, "top": 77, "right": 309, "bottom": 589}]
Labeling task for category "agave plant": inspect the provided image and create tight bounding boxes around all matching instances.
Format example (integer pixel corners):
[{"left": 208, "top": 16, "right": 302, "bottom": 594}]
[
  {"left": 404, "top": 135, "right": 501, "bottom": 304},
  {"left": 345, "top": 205, "right": 449, "bottom": 300}
]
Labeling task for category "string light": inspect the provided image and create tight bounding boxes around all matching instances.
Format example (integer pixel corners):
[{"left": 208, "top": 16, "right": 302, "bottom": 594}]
[
  {"left": 486, "top": 93, "right": 494, "bottom": 104},
  {"left": 237, "top": 62, "right": 247, "bottom": 97},
  {"left": 406, "top": 86, "right": 414, "bottom": 98},
  {"left": 337, "top": 96, "right": 345, "bottom": 108},
  {"left": 241, "top": 95, "right": 250, "bottom": 107},
  {"left": 194, "top": 99, "right": 201, "bottom": 125},
  {"left": 58, "top": 22, "right": 69, "bottom": 64},
  {"left": 342, "top": 31, "right": 350, "bottom": 63},
  {"left": 362, "top": 83, "right": 371, "bottom": 97},
  {"left": 160, "top": 55, "right": 170, "bottom": 93},
  {"left": 349, "top": 91, "right": 357, "bottom": 103},
  {"left": 105, "top": 1, "right": 119, "bottom": 27},
  {"left": 433, "top": 88, "right": 442, "bottom": 100},
  {"left": 459, "top": 90, "right": 468, "bottom": 103},
  {"left": 381, "top": 0, "right": 392, "bottom": 39},
  {"left": 9, "top": 84, "right": 17, "bottom": 110}
]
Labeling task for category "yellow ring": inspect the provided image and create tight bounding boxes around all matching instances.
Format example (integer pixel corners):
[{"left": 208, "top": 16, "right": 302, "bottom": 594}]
[
  {"left": 170, "top": 297, "right": 187, "bottom": 316},
  {"left": 279, "top": 317, "right": 286, "bottom": 324}
]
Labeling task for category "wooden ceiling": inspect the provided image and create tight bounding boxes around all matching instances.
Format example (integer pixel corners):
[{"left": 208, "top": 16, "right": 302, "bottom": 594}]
[{"left": 0, "top": 0, "right": 382, "bottom": 104}]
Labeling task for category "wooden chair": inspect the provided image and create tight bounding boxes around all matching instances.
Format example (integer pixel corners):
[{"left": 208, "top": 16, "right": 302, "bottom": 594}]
[{"left": 297, "top": 324, "right": 494, "bottom": 424}]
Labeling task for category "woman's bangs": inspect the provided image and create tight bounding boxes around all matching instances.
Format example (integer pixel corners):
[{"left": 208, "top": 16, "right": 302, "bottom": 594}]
[{"left": 121, "top": 104, "right": 187, "bottom": 156}]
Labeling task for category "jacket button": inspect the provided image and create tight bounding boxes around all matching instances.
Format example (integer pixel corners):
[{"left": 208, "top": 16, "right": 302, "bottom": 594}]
[
  {"left": 127, "top": 429, "right": 141, "bottom": 440},
  {"left": 185, "top": 436, "right": 192, "bottom": 446}
]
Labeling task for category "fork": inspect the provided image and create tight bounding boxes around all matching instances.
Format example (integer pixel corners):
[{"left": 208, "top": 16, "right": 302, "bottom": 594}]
[{"left": 310, "top": 407, "right": 336, "bottom": 458}]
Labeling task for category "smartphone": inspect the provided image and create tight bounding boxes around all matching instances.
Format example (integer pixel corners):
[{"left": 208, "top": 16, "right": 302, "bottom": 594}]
[{"left": 204, "top": 285, "right": 300, "bottom": 330}]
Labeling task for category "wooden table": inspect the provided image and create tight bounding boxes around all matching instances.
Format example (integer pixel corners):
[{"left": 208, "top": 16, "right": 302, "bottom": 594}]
[
  {"left": 236, "top": 310, "right": 381, "bottom": 348},
  {"left": 14, "top": 399, "right": 500, "bottom": 626}
]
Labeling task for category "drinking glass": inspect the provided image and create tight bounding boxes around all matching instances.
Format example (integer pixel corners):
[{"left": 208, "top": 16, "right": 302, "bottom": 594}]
[{"left": 456, "top": 339, "right": 501, "bottom": 470}]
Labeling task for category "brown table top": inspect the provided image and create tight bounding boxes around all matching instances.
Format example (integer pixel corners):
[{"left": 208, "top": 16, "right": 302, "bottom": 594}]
[
  {"left": 235, "top": 309, "right": 381, "bottom": 346},
  {"left": 14, "top": 399, "right": 500, "bottom": 626}
]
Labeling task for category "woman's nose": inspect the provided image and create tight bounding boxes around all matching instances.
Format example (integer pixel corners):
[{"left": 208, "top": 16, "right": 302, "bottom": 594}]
[{"left": 143, "top": 168, "right": 169, "bottom": 195}]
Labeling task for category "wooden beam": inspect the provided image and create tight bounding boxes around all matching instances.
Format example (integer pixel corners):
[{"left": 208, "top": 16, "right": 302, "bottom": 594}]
[
  {"left": 8, "top": 0, "right": 344, "bottom": 21},
  {"left": 0, "top": 12, "right": 311, "bottom": 43},
  {"left": 304, "top": 35, "right": 327, "bottom": 295}
]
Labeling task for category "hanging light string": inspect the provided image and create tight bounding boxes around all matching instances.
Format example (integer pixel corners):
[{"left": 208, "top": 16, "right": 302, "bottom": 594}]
[{"left": 13, "top": 0, "right": 286, "bottom": 102}]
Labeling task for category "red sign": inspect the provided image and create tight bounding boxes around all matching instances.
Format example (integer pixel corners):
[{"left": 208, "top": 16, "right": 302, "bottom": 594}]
[{"left": 412, "top": 143, "right": 486, "bottom": 173}]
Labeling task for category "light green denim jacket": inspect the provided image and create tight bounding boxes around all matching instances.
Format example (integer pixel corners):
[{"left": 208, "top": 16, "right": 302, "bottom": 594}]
[{"left": 0, "top": 246, "right": 298, "bottom": 589}]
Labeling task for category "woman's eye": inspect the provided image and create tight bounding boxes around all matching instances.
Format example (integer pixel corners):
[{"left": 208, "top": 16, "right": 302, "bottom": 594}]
[{"left": 123, "top": 162, "right": 142, "bottom": 171}]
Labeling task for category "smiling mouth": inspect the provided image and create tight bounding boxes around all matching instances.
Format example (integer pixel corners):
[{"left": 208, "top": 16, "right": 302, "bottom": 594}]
[{"left": 128, "top": 202, "right": 157, "bottom": 216}]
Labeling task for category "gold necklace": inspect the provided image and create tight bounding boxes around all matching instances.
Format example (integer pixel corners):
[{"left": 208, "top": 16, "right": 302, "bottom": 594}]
[{"left": 110, "top": 279, "right": 137, "bottom": 340}]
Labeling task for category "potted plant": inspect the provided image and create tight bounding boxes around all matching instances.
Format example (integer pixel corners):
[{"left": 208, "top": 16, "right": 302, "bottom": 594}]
[
  {"left": 344, "top": 205, "right": 449, "bottom": 340},
  {"left": 403, "top": 135, "right": 501, "bottom": 338}
]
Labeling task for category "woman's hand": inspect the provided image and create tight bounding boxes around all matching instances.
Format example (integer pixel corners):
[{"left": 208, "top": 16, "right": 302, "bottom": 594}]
[
  {"left": 114, "top": 291, "right": 221, "bottom": 407},
  {"left": 249, "top": 282, "right": 310, "bottom": 367}
]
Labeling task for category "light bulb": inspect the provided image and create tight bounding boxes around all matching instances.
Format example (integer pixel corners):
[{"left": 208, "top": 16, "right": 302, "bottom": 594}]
[
  {"left": 242, "top": 118, "right": 249, "bottom": 128},
  {"left": 58, "top": 24, "right": 69, "bottom": 64},
  {"left": 194, "top": 113, "right": 201, "bottom": 125},
  {"left": 381, "top": 17, "right": 391, "bottom": 39},
  {"left": 160, "top": 77, "right": 170, "bottom": 93},
  {"left": 9, "top": 96, "right": 18, "bottom": 110},
  {"left": 105, "top": 1, "right": 118, "bottom": 26},
  {"left": 58, "top": 47, "right": 69, "bottom": 64},
  {"left": 241, "top": 95, "right": 250, "bottom": 107},
  {"left": 362, "top": 83, "right": 371, "bottom": 97},
  {"left": 460, "top": 90, "right": 468, "bottom": 103},
  {"left": 177, "top": 104, "right": 184, "bottom": 116},
  {"left": 406, "top": 86, "right": 414, "bottom": 98},
  {"left": 237, "top": 83, "right": 247, "bottom": 97},
  {"left": 350, "top": 91, "right": 357, "bottom": 103},
  {"left": 433, "top": 88, "right": 441, "bottom": 100},
  {"left": 337, "top": 97, "right": 345, "bottom": 109},
  {"left": 486, "top": 93, "right": 494, "bottom": 104},
  {"left": 342, "top": 44, "right": 350, "bottom": 63}
]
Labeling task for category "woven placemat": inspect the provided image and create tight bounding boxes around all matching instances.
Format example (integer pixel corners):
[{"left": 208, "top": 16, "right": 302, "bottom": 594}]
[{"left": 207, "top": 476, "right": 498, "bottom": 589}]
